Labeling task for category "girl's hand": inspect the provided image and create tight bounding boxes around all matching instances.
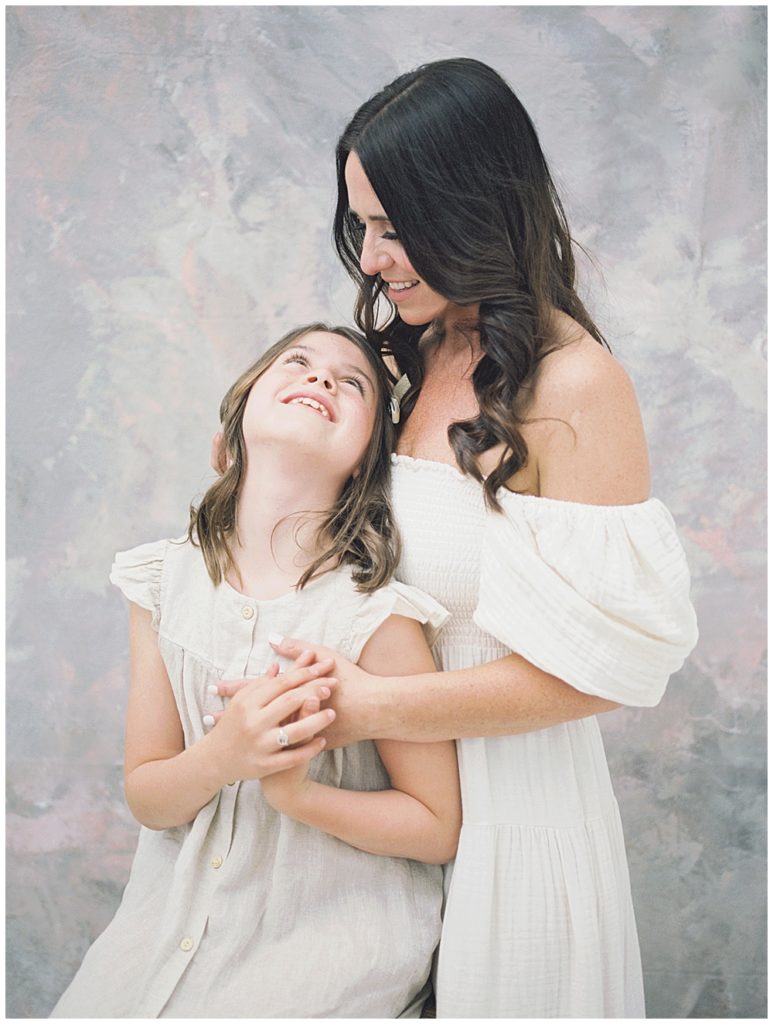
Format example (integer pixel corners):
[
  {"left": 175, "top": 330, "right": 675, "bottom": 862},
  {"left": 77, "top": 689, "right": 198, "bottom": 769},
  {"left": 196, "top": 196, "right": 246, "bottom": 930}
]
[
  {"left": 268, "top": 636, "right": 377, "bottom": 747},
  {"left": 203, "top": 660, "right": 337, "bottom": 786},
  {"left": 260, "top": 695, "right": 324, "bottom": 813},
  {"left": 211, "top": 648, "right": 333, "bottom": 714}
]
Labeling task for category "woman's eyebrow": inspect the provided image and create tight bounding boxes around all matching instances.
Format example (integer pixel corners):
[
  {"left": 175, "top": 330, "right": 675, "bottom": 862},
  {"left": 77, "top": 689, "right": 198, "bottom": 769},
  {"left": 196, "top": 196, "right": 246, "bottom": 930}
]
[{"left": 349, "top": 207, "right": 391, "bottom": 223}]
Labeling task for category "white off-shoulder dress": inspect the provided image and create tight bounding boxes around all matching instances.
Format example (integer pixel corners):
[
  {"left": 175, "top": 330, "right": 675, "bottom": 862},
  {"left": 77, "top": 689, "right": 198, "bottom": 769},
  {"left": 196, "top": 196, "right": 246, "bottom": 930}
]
[
  {"left": 390, "top": 455, "right": 699, "bottom": 1019},
  {"left": 52, "top": 536, "right": 449, "bottom": 1019}
]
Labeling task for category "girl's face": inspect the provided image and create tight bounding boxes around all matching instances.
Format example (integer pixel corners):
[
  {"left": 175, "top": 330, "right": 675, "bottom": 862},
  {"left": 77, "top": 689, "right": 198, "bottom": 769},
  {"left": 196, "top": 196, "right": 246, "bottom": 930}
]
[
  {"left": 345, "top": 152, "right": 453, "bottom": 327},
  {"left": 241, "top": 331, "right": 380, "bottom": 483}
]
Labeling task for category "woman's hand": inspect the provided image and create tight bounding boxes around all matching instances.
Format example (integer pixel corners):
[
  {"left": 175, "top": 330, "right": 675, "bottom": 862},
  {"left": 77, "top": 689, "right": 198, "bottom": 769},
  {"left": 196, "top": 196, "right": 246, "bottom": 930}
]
[
  {"left": 268, "top": 636, "right": 378, "bottom": 747},
  {"left": 203, "top": 658, "right": 337, "bottom": 786}
]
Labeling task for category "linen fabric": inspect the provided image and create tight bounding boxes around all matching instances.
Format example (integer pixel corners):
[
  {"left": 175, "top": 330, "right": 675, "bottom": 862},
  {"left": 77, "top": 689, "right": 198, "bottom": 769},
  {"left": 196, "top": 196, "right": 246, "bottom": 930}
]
[
  {"left": 51, "top": 536, "right": 449, "bottom": 1019},
  {"left": 390, "top": 454, "right": 698, "bottom": 1019}
]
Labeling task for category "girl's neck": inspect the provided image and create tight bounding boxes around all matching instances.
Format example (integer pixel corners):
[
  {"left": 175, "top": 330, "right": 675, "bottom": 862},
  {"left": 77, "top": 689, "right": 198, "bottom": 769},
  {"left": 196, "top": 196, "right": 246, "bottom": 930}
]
[{"left": 228, "top": 453, "right": 342, "bottom": 601}]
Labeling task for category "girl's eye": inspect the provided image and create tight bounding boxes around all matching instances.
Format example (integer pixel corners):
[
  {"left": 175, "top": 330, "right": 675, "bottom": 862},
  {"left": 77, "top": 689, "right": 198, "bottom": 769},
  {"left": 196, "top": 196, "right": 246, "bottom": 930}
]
[
  {"left": 381, "top": 231, "right": 399, "bottom": 241},
  {"left": 343, "top": 376, "right": 366, "bottom": 396},
  {"left": 283, "top": 351, "right": 310, "bottom": 366},
  {"left": 350, "top": 217, "right": 365, "bottom": 234}
]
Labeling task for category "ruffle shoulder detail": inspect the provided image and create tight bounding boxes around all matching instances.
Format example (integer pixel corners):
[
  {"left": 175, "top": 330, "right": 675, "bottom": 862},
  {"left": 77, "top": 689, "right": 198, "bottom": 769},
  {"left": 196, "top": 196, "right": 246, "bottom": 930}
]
[
  {"left": 109, "top": 538, "right": 171, "bottom": 631},
  {"left": 473, "top": 494, "right": 699, "bottom": 706},
  {"left": 344, "top": 580, "right": 450, "bottom": 664}
]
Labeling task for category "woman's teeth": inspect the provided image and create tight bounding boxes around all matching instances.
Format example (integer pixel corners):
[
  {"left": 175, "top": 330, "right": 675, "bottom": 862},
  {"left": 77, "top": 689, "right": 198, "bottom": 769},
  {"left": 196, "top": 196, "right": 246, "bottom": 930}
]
[{"left": 389, "top": 281, "right": 418, "bottom": 291}]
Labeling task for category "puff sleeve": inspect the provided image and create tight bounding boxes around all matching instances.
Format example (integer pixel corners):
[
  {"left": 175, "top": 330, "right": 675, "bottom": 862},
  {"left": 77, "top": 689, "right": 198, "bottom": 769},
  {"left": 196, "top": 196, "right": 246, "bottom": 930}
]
[
  {"left": 343, "top": 580, "right": 450, "bottom": 664},
  {"left": 109, "top": 538, "right": 169, "bottom": 631},
  {"left": 473, "top": 494, "right": 699, "bottom": 706}
]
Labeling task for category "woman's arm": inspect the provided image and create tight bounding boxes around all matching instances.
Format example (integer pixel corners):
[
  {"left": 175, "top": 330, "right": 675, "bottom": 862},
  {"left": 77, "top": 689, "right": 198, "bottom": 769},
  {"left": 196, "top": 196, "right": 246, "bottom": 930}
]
[
  {"left": 271, "top": 340, "right": 648, "bottom": 745},
  {"left": 265, "top": 647, "right": 616, "bottom": 745},
  {"left": 123, "top": 603, "right": 338, "bottom": 829},
  {"left": 260, "top": 614, "right": 461, "bottom": 864}
]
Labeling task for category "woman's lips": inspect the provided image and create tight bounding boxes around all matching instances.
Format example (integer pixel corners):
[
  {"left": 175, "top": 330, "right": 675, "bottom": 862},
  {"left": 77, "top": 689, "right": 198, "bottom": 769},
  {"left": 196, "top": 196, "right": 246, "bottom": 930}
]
[{"left": 384, "top": 280, "right": 419, "bottom": 302}]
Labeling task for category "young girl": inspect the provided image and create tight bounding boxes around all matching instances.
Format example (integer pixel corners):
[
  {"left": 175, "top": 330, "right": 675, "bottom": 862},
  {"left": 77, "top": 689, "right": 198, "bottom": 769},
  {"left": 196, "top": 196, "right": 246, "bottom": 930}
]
[{"left": 52, "top": 323, "right": 460, "bottom": 1019}]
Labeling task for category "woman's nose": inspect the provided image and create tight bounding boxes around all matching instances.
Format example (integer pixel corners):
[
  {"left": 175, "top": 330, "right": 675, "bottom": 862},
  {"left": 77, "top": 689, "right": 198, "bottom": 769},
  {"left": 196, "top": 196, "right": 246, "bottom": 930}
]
[{"left": 359, "top": 233, "right": 391, "bottom": 276}]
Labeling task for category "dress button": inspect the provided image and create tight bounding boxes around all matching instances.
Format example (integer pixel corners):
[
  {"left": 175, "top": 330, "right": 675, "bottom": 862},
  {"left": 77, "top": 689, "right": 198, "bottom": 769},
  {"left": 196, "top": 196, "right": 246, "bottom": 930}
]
[
  {"left": 210, "top": 855, "right": 223, "bottom": 869},
  {"left": 241, "top": 606, "right": 254, "bottom": 620},
  {"left": 179, "top": 937, "right": 194, "bottom": 952}
]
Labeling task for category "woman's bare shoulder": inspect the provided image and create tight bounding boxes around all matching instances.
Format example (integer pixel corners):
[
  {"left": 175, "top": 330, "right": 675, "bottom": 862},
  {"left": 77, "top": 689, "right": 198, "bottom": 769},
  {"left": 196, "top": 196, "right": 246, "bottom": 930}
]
[
  {"left": 533, "top": 312, "right": 631, "bottom": 402},
  {"left": 521, "top": 313, "right": 651, "bottom": 504}
]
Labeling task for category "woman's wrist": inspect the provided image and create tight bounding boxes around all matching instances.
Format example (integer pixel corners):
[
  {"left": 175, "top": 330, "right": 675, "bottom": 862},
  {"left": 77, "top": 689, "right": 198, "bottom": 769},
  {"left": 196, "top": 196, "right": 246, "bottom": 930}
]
[{"left": 358, "top": 672, "right": 403, "bottom": 741}]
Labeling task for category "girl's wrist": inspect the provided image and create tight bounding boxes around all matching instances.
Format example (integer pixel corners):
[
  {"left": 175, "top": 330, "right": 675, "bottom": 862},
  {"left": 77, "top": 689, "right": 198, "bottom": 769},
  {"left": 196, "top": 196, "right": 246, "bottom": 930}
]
[
  {"left": 267, "top": 776, "right": 314, "bottom": 818},
  {"left": 194, "top": 731, "right": 234, "bottom": 792}
]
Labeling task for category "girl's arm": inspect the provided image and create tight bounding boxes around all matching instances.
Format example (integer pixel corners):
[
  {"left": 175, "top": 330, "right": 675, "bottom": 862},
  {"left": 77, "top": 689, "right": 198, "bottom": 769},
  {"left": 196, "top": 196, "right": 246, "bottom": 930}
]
[
  {"left": 260, "top": 614, "right": 461, "bottom": 865},
  {"left": 123, "top": 602, "right": 337, "bottom": 830}
]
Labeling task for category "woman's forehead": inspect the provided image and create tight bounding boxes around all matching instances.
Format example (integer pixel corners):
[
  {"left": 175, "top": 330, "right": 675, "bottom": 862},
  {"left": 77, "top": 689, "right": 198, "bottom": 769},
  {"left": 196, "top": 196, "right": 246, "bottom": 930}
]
[{"left": 344, "top": 152, "right": 388, "bottom": 219}]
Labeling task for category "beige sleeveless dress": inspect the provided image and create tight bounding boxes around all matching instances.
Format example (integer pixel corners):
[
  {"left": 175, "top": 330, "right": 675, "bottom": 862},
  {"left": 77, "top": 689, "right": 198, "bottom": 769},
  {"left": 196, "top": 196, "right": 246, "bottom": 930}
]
[{"left": 52, "top": 535, "right": 448, "bottom": 1019}]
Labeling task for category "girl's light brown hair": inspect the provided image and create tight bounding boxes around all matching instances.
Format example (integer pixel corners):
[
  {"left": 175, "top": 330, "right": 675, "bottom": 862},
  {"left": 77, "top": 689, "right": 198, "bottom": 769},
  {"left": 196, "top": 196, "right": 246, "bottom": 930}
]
[{"left": 188, "top": 323, "right": 399, "bottom": 592}]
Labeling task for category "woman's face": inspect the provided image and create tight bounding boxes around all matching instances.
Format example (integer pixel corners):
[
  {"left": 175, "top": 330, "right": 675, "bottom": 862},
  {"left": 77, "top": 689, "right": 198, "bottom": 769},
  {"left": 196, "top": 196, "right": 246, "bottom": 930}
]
[{"left": 344, "top": 151, "right": 452, "bottom": 327}]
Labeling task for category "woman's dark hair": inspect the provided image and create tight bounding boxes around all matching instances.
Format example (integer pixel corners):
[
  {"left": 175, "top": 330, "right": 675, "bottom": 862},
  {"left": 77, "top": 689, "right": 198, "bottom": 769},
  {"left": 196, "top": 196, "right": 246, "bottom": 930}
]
[
  {"left": 334, "top": 57, "right": 607, "bottom": 508},
  {"left": 188, "top": 323, "right": 399, "bottom": 592}
]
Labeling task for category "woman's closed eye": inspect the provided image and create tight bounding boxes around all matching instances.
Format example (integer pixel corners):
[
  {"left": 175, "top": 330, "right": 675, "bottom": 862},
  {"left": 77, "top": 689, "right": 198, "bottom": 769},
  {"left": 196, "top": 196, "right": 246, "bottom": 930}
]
[{"left": 350, "top": 215, "right": 399, "bottom": 242}]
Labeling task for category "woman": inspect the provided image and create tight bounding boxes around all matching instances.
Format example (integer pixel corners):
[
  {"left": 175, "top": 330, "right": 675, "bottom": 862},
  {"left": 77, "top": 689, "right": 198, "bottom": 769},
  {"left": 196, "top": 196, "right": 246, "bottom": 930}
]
[{"left": 263, "top": 58, "right": 698, "bottom": 1017}]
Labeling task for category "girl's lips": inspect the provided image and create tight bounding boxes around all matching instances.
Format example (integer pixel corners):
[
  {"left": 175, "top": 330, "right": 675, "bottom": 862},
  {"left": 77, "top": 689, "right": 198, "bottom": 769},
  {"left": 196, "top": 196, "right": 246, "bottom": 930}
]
[{"left": 281, "top": 391, "right": 336, "bottom": 422}]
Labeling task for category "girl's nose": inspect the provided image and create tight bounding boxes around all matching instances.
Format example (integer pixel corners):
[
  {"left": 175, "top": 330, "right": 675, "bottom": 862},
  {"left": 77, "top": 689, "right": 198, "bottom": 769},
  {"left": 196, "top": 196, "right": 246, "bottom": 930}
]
[{"left": 306, "top": 369, "right": 335, "bottom": 392}]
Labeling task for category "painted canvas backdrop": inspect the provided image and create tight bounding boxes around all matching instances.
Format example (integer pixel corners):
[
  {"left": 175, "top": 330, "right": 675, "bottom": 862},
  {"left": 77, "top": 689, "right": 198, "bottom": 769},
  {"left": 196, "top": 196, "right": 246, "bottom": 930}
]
[{"left": 6, "top": 5, "right": 766, "bottom": 1018}]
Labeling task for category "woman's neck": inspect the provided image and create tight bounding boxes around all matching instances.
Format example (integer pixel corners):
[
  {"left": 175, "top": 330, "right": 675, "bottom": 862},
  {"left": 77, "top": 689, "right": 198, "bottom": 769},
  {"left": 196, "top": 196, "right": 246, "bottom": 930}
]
[{"left": 229, "top": 453, "right": 342, "bottom": 601}]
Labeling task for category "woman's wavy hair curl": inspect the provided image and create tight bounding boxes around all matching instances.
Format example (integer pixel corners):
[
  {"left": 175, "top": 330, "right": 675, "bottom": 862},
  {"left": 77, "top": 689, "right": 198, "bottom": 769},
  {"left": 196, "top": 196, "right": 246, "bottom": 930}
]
[
  {"left": 334, "top": 57, "right": 607, "bottom": 509},
  {"left": 188, "top": 323, "right": 398, "bottom": 592}
]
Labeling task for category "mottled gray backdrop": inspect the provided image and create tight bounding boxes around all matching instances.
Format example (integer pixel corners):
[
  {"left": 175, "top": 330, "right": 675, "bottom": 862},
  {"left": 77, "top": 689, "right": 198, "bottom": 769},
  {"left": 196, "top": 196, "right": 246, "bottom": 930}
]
[{"left": 6, "top": 5, "right": 766, "bottom": 1019}]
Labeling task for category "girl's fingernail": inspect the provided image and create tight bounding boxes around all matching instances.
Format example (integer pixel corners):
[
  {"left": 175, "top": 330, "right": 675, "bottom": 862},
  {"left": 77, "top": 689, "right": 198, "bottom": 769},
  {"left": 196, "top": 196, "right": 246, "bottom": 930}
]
[
  {"left": 206, "top": 684, "right": 219, "bottom": 696},
  {"left": 319, "top": 687, "right": 331, "bottom": 698},
  {"left": 202, "top": 714, "right": 215, "bottom": 727},
  {"left": 327, "top": 709, "right": 336, "bottom": 720},
  {"left": 268, "top": 633, "right": 283, "bottom": 647}
]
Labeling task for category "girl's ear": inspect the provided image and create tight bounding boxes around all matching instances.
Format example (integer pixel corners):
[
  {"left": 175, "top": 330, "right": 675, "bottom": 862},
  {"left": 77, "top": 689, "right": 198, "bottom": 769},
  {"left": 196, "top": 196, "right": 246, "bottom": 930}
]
[{"left": 210, "top": 431, "right": 228, "bottom": 476}]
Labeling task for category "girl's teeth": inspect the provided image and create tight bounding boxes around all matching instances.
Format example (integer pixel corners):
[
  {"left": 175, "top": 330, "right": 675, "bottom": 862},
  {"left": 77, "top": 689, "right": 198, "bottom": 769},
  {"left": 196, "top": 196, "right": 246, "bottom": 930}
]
[
  {"left": 290, "top": 397, "right": 329, "bottom": 418},
  {"left": 390, "top": 281, "right": 418, "bottom": 291}
]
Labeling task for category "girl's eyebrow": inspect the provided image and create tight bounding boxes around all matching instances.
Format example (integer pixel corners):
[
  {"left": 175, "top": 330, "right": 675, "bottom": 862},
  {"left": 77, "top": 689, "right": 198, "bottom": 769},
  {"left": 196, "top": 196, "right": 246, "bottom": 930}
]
[{"left": 293, "top": 343, "right": 376, "bottom": 393}]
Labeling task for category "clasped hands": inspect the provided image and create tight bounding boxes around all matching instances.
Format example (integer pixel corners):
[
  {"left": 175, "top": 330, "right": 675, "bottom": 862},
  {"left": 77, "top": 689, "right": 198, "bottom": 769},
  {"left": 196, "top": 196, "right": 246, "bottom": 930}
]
[{"left": 202, "top": 649, "right": 334, "bottom": 796}]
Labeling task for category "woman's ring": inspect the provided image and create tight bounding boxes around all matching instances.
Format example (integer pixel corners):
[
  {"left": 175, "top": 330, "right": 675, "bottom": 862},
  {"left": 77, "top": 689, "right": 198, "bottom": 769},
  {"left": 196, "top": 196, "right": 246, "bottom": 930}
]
[{"left": 277, "top": 727, "right": 290, "bottom": 747}]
